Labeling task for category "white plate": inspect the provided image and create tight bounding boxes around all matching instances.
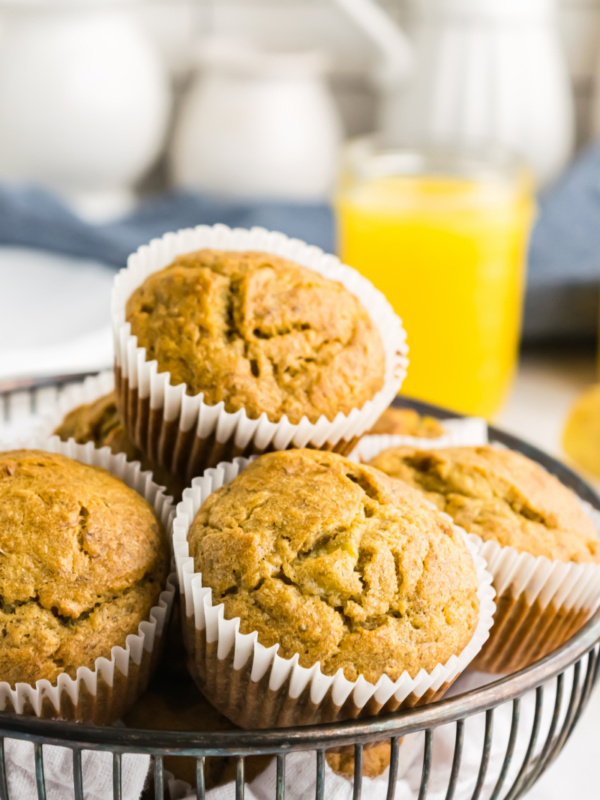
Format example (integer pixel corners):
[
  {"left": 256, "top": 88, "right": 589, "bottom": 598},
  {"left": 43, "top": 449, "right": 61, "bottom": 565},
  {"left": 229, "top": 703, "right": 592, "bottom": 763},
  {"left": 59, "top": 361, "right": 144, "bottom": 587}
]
[{"left": 0, "top": 246, "right": 113, "bottom": 381}]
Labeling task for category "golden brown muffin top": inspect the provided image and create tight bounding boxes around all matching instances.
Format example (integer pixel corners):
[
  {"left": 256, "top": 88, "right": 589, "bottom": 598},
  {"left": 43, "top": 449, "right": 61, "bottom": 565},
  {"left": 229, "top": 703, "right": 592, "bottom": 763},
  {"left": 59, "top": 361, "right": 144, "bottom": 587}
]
[
  {"left": 369, "top": 445, "right": 600, "bottom": 563},
  {"left": 368, "top": 407, "right": 446, "bottom": 438},
  {"left": 54, "top": 393, "right": 184, "bottom": 500},
  {"left": 125, "top": 249, "right": 386, "bottom": 424},
  {"left": 188, "top": 449, "right": 479, "bottom": 683},
  {"left": 0, "top": 450, "right": 169, "bottom": 685}
]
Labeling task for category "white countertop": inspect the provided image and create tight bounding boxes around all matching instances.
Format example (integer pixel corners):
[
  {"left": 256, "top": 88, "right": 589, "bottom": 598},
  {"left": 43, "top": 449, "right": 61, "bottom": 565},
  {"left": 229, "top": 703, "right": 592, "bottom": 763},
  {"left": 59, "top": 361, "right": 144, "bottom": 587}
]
[
  {"left": 0, "top": 247, "right": 113, "bottom": 380},
  {"left": 0, "top": 248, "right": 598, "bottom": 798}
]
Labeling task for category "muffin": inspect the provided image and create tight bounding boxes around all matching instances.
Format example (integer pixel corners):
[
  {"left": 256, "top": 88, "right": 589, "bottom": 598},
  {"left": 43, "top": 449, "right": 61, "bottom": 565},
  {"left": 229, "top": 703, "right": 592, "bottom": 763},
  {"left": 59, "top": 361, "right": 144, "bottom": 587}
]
[
  {"left": 54, "top": 392, "right": 134, "bottom": 457},
  {"left": 326, "top": 742, "right": 391, "bottom": 780},
  {"left": 112, "top": 226, "right": 408, "bottom": 481},
  {"left": 124, "top": 672, "right": 270, "bottom": 791},
  {"left": 125, "top": 250, "right": 385, "bottom": 425},
  {"left": 368, "top": 445, "right": 598, "bottom": 561},
  {"left": 369, "top": 445, "right": 600, "bottom": 672},
  {"left": 0, "top": 446, "right": 172, "bottom": 721},
  {"left": 54, "top": 391, "right": 184, "bottom": 500},
  {"left": 174, "top": 449, "right": 494, "bottom": 729},
  {"left": 368, "top": 407, "right": 446, "bottom": 439}
]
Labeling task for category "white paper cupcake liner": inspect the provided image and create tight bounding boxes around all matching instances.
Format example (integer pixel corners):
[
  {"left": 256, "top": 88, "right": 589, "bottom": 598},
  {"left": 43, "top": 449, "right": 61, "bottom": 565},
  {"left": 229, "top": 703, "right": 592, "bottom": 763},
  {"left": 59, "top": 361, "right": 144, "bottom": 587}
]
[
  {"left": 0, "top": 436, "right": 176, "bottom": 723},
  {"left": 351, "top": 416, "right": 488, "bottom": 463},
  {"left": 173, "top": 456, "right": 495, "bottom": 729},
  {"left": 111, "top": 224, "right": 409, "bottom": 482},
  {"left": 471, "top": 500, "right": 600, "bottom": 673},
  {"left": 355, "top": 433, "right": 600, "bottom": 674}
]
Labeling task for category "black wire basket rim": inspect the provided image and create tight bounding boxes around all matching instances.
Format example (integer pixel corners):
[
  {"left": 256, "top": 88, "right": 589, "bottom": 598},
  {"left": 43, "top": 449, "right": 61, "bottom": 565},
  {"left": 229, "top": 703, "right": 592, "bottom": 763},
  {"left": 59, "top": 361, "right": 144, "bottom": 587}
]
[
  {"left": 0, "top": 372, "right": 598, "bottom": 753},
  {"left": 0, "top": 605, "right": 597, "bottom": 754}
]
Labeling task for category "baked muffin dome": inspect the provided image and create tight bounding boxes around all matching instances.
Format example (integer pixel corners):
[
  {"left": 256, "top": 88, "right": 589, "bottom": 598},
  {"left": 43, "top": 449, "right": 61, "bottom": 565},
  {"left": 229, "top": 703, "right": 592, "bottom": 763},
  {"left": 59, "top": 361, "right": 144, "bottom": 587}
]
[
  {"left": 125, "top": 249, "right": 386, "bottom": 424},
  {"left": 187, "top": 449, "right": 479, "bottom": 683},
  {"left": 0, "top": 450, "right": 169, "bottom": 686},
  {"left": 54, "top": 393, "right": 184, "bottom": 499},
  {"left": 369, "top": 445, "right": 599, "bottom": 563}
]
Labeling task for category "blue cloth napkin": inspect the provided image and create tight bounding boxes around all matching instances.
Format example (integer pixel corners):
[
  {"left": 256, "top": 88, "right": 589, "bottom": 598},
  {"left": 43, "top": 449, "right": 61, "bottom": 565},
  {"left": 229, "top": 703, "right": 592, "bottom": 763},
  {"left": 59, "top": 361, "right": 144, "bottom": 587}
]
[
  {"left": 525, "top": 141, "right": 600, "bottom": 341},
  {"left": 0, "top": 187, "right": 335, "bottom": 269},
  {"left": 1, "top": 139, "right": 599, "bottom": 342}
]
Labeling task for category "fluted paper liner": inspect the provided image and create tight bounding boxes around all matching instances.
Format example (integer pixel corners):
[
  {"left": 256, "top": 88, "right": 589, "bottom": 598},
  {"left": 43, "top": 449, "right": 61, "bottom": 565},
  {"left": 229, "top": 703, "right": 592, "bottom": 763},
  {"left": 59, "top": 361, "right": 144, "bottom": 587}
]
[
  {"left": 471, "top": 505, "right": 600, "bottom": 673},
  {"left": 351, "top": 417, "right": 488, "bottom": 463},
  {"left": 173, "top": 457, "right": 495, "bottom": 729},
  {"left": 0, "top": 436, "right": 176, "bottom": 723},
  {"left": 42, "top": 370, "right": 188, "bottom": 502},
  {"left": 111, "top": 224, "right": 409, "bottom": 481},
  {"left": 354, "top": 431, "right": 600, "bottom": 674}
]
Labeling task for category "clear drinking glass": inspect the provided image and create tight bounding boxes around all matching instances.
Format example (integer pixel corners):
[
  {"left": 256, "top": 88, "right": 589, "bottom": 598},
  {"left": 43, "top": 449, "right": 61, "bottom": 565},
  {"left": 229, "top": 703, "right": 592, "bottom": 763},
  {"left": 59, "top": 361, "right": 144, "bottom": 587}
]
[{"left": 336, "top": 140, "right": 535, "bottom": 418}]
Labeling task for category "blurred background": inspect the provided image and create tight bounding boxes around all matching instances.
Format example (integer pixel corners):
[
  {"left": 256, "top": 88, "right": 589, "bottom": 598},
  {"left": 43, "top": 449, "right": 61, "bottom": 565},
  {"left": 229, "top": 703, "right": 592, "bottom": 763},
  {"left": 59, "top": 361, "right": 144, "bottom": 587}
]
[
  {"left": 1, "top": 3, "right": 600, "bottom": 795},
  {"left": 1, "top": 0, "right": 600, "bottom": 488}
]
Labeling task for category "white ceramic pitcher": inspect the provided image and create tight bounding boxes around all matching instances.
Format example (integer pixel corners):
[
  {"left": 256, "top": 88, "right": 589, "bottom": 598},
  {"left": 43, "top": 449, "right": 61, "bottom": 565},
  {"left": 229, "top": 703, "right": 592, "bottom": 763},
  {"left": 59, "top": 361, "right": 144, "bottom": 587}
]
[
  {"left": 336, "top": 0, "right": 574, "bottom": 186},
  {"left": 170, "top": 41, "right": 343, "bottom": 201},
  {"left": 0, "top": 0, "right": 171, "bottom": 219}
]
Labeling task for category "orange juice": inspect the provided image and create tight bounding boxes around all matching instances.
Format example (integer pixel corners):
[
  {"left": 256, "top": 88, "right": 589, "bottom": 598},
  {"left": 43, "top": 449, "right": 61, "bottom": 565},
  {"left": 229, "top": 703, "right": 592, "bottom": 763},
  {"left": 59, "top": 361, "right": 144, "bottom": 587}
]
[{"left": 336, "top": 148, "right": 534, "bottom": 418}]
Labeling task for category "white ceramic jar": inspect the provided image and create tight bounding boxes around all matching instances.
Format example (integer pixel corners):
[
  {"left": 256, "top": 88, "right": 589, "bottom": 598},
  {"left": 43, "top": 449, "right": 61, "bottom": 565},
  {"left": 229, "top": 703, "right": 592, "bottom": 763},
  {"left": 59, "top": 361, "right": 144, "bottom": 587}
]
[
  {"left": 0, "top": 0, "right": 171, "bottom": 219},
  {"left": 170, "top": 41, "right": 343, "bottom": 201},
  {"left": 378, "top": 0, "right": 575, "bottom": 186}
]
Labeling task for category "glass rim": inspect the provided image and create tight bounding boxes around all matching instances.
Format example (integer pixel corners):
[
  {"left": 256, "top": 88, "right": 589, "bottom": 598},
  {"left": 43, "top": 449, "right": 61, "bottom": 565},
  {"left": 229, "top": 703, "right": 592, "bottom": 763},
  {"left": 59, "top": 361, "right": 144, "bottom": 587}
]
[{"left": 343, "top": 136, "right": 532, "bottom": 183}]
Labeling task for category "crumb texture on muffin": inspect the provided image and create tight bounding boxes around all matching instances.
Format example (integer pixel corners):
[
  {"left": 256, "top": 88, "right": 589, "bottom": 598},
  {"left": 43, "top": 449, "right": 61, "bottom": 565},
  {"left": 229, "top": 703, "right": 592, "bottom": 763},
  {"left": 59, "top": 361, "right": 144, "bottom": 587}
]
[
  {"left": 0, "top": 450, "right": 169, "bottom": 686},
  {"left": 368, "top": 406, "right": 446, "bottom": 438},
  {"left": 55, "top": 393, "right": 184, "bottom": 499},
  {"left": 187, "top": 449, "right": 479, "bottom": 684},
  {"left": 369, "top": 445, "right": 599, "bottom": 563},
  {"left": 326, "top": 741, "right": 391, "bottom": 779},
  {"left": 125, "top": 249, "right": 386, "bottom": 424},
  {"left": 55, "top": 393, "right": 140, "bottom": 461}
]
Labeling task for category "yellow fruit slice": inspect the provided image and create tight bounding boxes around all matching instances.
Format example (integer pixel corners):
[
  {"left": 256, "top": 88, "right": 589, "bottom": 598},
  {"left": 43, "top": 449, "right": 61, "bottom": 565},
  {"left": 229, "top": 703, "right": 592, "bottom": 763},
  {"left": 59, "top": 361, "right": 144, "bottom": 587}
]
[{"left": 563, "top": 384, "right": 600, "bottom": 479}]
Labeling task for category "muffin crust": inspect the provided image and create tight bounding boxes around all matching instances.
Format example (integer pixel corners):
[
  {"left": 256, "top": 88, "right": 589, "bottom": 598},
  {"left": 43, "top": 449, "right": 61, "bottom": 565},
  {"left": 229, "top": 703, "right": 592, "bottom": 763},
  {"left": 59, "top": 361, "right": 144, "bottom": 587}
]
[
  {"left": 369, "top": 445, "right": 599, "bottom": 563},
  {"left": 55, "top": 393, "right": 139, "bottom": 461},
  {"left": 125, "top": 249, "right": 385, "bottom": 424},
  {"left": 54, "top": 393, "right": 184, "bottom": 499},
  {"left": 326, "top": 742, "right": 391, "bottom": 779},
  {"left": 188, "top": 449, "right": 479, "bottom": 683},
  {"left": 368, "top": 407, "right": 446, "bottom": 438},
  {"left": 0, "top": 450, "right": 169, "bottom": 686}
]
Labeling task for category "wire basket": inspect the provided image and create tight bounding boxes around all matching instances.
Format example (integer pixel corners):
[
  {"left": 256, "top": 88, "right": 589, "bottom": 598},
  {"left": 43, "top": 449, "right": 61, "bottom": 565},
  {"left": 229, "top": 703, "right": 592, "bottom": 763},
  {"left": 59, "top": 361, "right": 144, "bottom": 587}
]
[{"left": 0, "top": 372, "right": 598, "bottom": 800}]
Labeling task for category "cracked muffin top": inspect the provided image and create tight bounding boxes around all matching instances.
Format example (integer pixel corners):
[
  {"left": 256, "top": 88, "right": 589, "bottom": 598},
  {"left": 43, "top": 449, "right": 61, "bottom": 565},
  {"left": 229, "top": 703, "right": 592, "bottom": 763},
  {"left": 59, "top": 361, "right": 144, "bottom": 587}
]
[
  {"left": 54, "top": 392, "right": 184, "bottom": 500},
  {"left": 0, "top": 450, "right": 169, "bottom": 686},
  {"left": 369, "top": 445, "right": 600, "bottom": 563},
  {"left": 125, "top": 249, "right": 386, "bottom": 424},
  {"left": 187, "top": 449, "right": 479, "bottom": 683}
]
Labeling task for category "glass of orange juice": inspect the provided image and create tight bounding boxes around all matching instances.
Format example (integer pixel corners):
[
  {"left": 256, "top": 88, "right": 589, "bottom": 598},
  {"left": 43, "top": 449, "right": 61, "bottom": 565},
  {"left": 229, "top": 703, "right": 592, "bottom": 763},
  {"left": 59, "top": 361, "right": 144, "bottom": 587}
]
[{"left": 336, "top": 140, "right": 535, "bottom": 419}]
